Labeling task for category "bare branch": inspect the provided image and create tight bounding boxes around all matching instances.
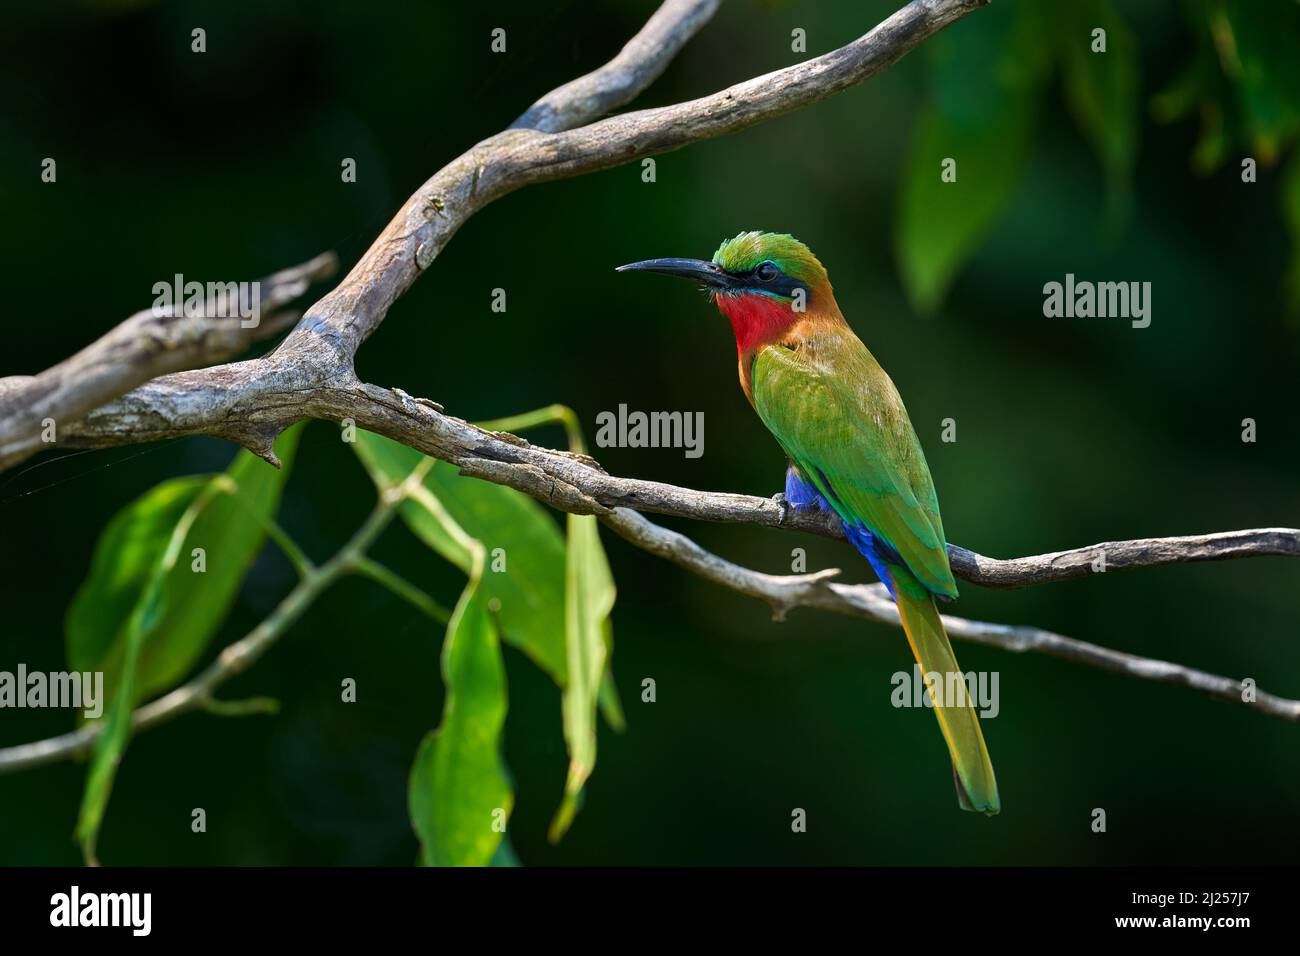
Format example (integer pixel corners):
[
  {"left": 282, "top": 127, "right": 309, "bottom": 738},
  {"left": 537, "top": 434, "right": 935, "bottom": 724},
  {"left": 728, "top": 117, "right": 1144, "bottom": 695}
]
[
  {"left": 496, "top": 0, "right": 990, "bottom": 182},
  {"left": 4, "top": 0, "right": 991, "bottom": 461},
  {"left": 511, "top": 0, "right": 723, "bottom": 133},
  {"left": 0, "top": 575, "right": 326, "bottom": 774},
  {"left": 3, "top": 0, "right": 1290, "bottom": 771},
  {"left": 0, "top": 252, "right": 337, "bottom": 470},
  {"left": 58, "top": 379, "right": 1300, "bottom": 588},
  {"left": 603, "top": 508, "right": 1300, "bottom": 722},
  {"left": 0, "top": 477, "right": 408, "bottom": 775},
  {"left": 5, "top": 499, "right": 1288, "bottom": 778},
  {"left": 280, "top": 0, "right": 987, "bottom": 359},
  {"left": 947, "top": 529, "right": 1300, "bottom": 588},
  {"left": 18, "top": 0, "right": 992, "bottom": 472}
]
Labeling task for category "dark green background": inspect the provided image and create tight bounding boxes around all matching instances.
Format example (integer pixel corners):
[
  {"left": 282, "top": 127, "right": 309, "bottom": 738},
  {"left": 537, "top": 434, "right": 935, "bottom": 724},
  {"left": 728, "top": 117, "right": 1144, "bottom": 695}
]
[{"left": 1, "top": 0, "right": 1297, "bottom": 865}]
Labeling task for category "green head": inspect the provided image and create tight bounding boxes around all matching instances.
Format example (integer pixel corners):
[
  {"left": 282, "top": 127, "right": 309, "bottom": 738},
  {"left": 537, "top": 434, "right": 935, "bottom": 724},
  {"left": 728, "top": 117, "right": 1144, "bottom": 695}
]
[
  {"left": 710, "top": 231, "right": 830, "bottom": 300},
  {"left": 616, "top": 231, "right": 831, "bottom": 306}
]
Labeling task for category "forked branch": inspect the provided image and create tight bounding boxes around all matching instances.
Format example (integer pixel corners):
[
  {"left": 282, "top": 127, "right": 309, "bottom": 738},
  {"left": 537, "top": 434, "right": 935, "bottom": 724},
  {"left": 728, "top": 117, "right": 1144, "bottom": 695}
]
[{"left": 1, "top": 0, "right": 1293, "bottom": 742}]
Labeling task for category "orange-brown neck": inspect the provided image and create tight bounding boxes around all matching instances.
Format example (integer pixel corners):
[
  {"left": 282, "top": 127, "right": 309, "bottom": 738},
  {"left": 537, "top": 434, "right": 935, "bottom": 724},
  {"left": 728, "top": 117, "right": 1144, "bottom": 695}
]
[{"left": 715, "top": 291, "right": 843, "bottom": 402}]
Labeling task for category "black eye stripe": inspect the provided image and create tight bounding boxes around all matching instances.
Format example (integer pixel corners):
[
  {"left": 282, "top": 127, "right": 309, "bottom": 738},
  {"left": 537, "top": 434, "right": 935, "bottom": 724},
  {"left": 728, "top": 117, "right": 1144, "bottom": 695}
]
[{"left": 729, "top": 263, "right": 807, "bottom": 298}]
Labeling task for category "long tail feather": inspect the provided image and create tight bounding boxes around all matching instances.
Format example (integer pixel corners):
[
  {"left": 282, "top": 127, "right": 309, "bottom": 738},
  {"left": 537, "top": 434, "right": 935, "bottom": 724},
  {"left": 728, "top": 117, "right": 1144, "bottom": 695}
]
[{"left": 889, "top": 564, "right": 1000, "bottom": 815}]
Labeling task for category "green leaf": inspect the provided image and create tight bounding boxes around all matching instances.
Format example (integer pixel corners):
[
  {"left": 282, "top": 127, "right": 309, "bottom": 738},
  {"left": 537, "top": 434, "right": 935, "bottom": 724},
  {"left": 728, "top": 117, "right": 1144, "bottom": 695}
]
[
  {"left": 353, "top": 431, "right": 567, "bottom": 684},
  {"left": 490, "top": 837, "right": 522, "bottom": 867},
  {"left": 549, "top": 514, "right": 616, "bottom": 841},
  {"left": 68, "top": 425, "right": 303, "bottom": 704},
  {"left": 1058, "top": 0, "right": 1139, "bottom": 220},
  {"left": 1150, "top": 3, "right": 1250, "bottom": 174},
  {"left": 75, "top": 476, "right": 224, "bottom": 862},
  {"left": 896, "top": 0, "right": 1052, "bottom": 313},
  {"left": 408, "top": 546, "right": 512, "bottom": 867},
  {"left": 1215, "top": 0, "right": 1300, "bottom": 164},
  {"left": 1282, "top": 152, "right": 1300, "bottom": 315},
  {"left": 355, "top": 429, "right": 622, "bottom": 844},
  {"left": 69, "top": 426, "right": 302, "bottom": 863},
  {"left": 65, "top": 478, "right": 208, "bottom": 676},
  {"left": 598, "top": 667, "right": 626, "bottom": 733}
]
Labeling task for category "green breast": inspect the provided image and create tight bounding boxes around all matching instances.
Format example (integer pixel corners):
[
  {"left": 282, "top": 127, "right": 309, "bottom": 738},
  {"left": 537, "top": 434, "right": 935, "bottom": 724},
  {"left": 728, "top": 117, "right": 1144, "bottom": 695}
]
[{"left": 750, "top": 336, "right": 957, "bottom": 599}]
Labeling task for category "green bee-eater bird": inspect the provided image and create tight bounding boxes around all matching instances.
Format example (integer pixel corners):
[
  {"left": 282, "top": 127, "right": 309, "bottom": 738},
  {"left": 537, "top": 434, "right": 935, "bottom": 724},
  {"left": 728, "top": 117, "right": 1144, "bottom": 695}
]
[{"left": 618, "top": 231, "right": 999, "bottom": 815}]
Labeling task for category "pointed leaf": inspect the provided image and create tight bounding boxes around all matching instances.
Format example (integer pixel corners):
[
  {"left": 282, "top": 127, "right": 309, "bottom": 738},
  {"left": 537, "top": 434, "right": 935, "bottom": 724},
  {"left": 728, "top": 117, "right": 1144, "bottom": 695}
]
[
  {"left": 353, "top": 431, "right": 566, "bottom": 683},
  {"left": 598, "top": 667, "right": 626, "bottom": 733},
  {"left": 896, "top": 0, "right": 1052, "bottom": 312},
  {"left": 69, "top": 426, "right": 302, "bottom": 862},
  {"left": 409, "top": 550, "right": 512, "bottom": 866},
  {"left": 549, "top": 514, "right": 616, "bottom": 841},
  {"left": 1058, "top": 0, "right": 1139, "bottom": 219},
  {"left": 75, "top": 476, "right": 227, "bottom": 861},
  {"left": 68, "top": 425, "right": 303, "bottom": 704}
]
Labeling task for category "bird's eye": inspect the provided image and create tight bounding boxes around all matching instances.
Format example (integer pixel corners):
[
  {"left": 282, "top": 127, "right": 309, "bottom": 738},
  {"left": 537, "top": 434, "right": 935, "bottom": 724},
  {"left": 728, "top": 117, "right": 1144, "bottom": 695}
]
[{"left": 755, "top": 261, "right": 779, "bottom": 282}]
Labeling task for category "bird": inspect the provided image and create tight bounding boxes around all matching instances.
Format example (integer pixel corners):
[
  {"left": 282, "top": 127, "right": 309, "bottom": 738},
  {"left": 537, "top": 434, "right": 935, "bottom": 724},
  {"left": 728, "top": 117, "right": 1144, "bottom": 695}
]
[{"left": 617, "top": 231, "right": 999, "bottom": 815}]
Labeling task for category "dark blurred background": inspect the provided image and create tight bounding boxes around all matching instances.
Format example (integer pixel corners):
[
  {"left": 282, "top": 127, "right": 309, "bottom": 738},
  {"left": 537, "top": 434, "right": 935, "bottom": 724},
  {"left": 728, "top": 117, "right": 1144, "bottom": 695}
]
[{"left": 1, "top": 0, "right": 1297, "bottom": 865}]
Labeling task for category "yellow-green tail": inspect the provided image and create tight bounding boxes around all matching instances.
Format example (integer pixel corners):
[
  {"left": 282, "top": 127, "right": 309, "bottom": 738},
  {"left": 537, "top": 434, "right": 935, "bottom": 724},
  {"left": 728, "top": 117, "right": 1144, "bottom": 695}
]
[{"left": 891, "top": 565, "right": 1000, "bottom": 815}]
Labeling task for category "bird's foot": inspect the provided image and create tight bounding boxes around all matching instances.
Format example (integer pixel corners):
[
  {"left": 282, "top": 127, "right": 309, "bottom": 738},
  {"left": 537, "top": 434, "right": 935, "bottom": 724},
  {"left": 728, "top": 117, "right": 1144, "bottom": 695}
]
[{"left": 773, "top": 490, "right": 822, "bottom": 524}]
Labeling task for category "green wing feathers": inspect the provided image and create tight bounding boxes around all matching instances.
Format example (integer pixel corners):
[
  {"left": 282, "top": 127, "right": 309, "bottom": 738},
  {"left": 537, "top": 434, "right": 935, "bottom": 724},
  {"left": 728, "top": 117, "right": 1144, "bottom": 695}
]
[
  {"left": 751, "top": 341, "right": 957, "bottom": 598},
  {"left": 751, "top": 336, "right": 998, "bottom": 814}
]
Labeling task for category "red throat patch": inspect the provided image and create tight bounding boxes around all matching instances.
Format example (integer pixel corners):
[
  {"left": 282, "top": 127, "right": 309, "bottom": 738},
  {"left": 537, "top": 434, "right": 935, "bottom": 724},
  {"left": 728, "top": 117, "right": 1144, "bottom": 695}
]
[{"left": 715, "top": 293, "right": 798, "bottom": 358}]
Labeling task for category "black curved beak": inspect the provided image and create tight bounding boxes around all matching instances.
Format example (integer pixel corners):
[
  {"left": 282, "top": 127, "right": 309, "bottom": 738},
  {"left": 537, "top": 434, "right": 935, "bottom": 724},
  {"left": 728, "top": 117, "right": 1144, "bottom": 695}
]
[{"left": 615, "top": 257, "right": 733, "bottom": 289}]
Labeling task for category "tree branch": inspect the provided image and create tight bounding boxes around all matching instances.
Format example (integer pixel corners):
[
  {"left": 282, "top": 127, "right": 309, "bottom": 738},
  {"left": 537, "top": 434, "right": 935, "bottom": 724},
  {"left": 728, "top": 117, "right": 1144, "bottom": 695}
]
[
  {"left": 4, "top": 498, "right": 1290, "bottom": 778},
  {"left": 602, "top": 508, "right": 1300, "bottom": 722},
  {"left": 3, "top": 0, "right": 988, "bottom": 463},
  {"left": 0, "top": 465, "right": 430, "bottom": 775},
  {"left": 3, "top": 0, "right": 1292, "bottom": 753},
  {"left": 0, "top": 252, "right": 337, "bottom": 470},
  {"left": 511, "top": 0, "right": 723, "bottom": 133},
  {"left": 53, "top": 376, "right": 1300, "bottom": 588},
  {"left": 946, "top": 529, "right": 1300, "bottom": 588}
]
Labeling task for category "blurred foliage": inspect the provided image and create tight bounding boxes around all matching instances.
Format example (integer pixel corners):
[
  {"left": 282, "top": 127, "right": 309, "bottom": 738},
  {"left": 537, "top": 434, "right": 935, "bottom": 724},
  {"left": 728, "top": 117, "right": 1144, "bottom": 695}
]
[
  {"left": 1059, "top": 0, "right": 1139, "bottom": 213},
  {"left": 900, "top": 0, "right": 1300, "bottom": 315},
  {"left": 1152, "top": 0, "right": 1300, "bottom": 168},
  {"left": 897, "top": 0, "right": 1057, "bottom": 313},
  {"left": 1150, "top": 0, "right": 1300, "bottom": 309},
  {"left": 1, "top": 0, "right": 1298, "bottom": 866}
]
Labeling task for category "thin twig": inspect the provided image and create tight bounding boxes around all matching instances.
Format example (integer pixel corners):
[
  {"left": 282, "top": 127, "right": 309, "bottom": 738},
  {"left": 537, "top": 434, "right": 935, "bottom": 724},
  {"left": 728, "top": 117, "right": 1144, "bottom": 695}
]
[
  {"left": 0, "top": 0, "right": 1290, "bottom": 778},
  {"left": 349, "top": 556, "right": 451, "bottom": 623},
  {"left": 0, "top": 253, "right": 336, "bottom": 470},
  {"left": 51, "top": 374, "right": 1295, "bottom": 589},
  {"left": 18, "top": 0, "right": 990, "bottom": 461},
  {"left": 602, "top": 509, "right": 1300, "bottom": 722},
  {"left": 511, "top": 0, "right": 723, "bottom": 133},
  {"left": 0, "top": 481, "right": 421, "bottom": 774},
  {"left": 215, "top": 477, "right": 317, "bottom": 578}
]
